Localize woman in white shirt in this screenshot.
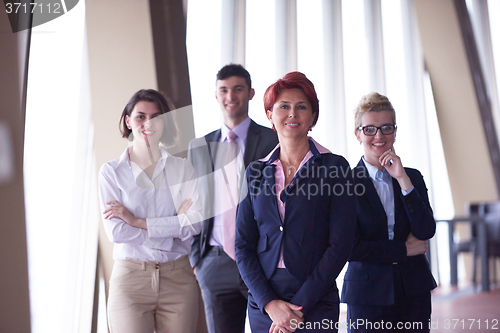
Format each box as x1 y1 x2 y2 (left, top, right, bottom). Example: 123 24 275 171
99 89 203 333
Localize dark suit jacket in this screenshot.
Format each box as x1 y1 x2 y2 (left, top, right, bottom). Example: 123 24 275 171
235 140 356 316
188 119 278 268
341 158 437 306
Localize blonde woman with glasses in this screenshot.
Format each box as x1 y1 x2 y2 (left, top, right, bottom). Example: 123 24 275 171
341 92 437 333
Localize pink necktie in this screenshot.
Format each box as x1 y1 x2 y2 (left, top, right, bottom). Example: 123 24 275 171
221 131 238 260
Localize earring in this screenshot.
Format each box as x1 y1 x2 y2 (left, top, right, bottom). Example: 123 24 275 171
272 125 276 131
308 127 312 132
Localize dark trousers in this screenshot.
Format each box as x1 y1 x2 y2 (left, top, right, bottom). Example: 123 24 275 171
248 268 339 333
196 246 248 333
346 265 431 333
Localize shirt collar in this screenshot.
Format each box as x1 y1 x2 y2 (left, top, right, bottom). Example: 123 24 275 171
221 116 251 142
362 157 390 182
119 145 170 168
118 147 131 166
262 136 331 165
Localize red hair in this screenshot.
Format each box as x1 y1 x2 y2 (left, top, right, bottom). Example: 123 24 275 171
263 71 319 126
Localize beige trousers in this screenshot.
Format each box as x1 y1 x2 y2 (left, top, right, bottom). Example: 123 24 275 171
107 256 199 333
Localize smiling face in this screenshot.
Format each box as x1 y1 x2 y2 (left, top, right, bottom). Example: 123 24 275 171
356 110 397 166
125 101 164 146
215 76 255 126
266 88 315 141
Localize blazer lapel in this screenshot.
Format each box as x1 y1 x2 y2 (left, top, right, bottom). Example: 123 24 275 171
392 177 407 239
200 129 222 252
243 120 260 167
262 164 277 197
261 163 282 225
205 129 222 172
355 159 387 229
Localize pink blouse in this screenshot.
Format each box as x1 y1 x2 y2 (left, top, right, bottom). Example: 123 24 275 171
263 137 332 268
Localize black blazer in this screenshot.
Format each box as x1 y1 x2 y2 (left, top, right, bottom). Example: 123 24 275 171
341 158 437 306
188 119 278 268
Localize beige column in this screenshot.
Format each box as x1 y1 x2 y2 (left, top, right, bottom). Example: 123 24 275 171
414 0 498 215
85 0 158 298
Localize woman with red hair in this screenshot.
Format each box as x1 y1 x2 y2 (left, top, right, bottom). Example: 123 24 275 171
235 72 356 332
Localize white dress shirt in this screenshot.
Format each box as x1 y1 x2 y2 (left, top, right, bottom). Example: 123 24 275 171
99 146 203 262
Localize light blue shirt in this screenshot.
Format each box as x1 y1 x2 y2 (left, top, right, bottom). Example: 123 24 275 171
362 158 414 240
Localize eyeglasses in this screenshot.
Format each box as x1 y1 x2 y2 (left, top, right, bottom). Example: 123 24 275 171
357 124 396 136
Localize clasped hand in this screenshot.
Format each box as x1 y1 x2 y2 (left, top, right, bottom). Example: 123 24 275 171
265 300 304 333
405 232 427 256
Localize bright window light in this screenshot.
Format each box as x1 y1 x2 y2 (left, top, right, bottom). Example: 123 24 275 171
24 2 97 332
245 0 277 127
186 0 222 137
342 0 371 166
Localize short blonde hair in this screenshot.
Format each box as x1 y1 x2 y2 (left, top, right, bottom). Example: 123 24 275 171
354 92 396 130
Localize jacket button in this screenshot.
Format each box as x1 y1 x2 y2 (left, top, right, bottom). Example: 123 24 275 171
279 226 283 231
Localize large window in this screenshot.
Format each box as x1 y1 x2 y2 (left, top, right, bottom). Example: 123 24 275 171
186 0 454 286
186 0 222 137
24 2 98 332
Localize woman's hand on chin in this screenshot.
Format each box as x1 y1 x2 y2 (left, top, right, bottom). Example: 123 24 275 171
378 148 413 191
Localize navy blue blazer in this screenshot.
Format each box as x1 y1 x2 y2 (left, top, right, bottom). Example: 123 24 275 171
235 140 356 316
341 158 437 306
188 119 278 268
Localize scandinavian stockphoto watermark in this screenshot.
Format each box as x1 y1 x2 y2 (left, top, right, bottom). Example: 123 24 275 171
248 161 367 199
3 0 80 33
290 319 424 331
290 318 499 331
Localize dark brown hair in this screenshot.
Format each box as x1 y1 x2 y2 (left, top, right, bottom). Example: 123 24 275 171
119 89 178 147
216 64 252 90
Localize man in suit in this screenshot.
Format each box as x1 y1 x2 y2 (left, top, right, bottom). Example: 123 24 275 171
188 64 278 333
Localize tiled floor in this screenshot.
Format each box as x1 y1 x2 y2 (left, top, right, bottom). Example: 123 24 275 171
337 284 499 333
244 284 499 332
429 285 499 332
